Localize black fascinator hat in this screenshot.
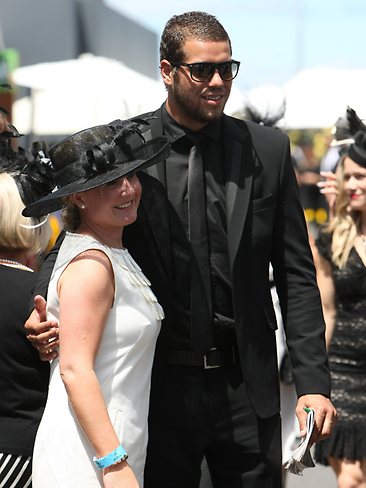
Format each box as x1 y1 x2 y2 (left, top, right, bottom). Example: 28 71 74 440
15 141 55 208
0 123 55 209
0 110 25 167
23 118 170 217
347 130 366 168
331 106 366 147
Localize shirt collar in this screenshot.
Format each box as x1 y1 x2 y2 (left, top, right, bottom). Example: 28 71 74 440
162 104 222 144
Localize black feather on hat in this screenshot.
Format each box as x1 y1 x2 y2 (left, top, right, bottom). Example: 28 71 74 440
331 106 366 147
23 118 170 218
15 141 55 207
0 123 54 209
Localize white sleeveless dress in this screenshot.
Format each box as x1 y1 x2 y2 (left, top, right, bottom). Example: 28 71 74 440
32 232 163 487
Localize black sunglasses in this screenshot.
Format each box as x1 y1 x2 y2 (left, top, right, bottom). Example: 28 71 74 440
170 60 240 82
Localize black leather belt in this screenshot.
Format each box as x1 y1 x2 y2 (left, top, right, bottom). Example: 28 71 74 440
168 347 237 369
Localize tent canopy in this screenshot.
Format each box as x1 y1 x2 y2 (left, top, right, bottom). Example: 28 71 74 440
278 66 366 129
12 54 166 136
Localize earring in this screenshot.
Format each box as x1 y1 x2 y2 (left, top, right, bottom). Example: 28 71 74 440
80 204 85 209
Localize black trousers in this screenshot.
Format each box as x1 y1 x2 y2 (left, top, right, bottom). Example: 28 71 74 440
144 364 283 488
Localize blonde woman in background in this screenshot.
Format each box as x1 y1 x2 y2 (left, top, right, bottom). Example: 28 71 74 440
315 130 366 488
0 131 53 488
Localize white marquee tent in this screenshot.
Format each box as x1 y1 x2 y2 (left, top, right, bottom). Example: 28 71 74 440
278 66 366 129
11 54 166 136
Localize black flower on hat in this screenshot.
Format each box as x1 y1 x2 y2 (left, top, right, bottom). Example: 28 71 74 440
80 120 147 179
0 125 56 210
82 144 117 179
16 141 55 206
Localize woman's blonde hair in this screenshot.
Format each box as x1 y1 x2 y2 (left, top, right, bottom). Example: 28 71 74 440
324 155 360 268
0 172 51 254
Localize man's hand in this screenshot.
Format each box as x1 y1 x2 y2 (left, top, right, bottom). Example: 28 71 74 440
296 394 337 444
25 295 59 361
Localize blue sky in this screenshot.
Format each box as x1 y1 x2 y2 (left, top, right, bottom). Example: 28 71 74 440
105 0 366 91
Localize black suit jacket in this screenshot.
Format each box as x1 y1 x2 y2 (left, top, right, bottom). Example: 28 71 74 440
124 106 331 418
36 106 331 419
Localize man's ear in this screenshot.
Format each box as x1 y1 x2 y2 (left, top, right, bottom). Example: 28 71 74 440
160 59 174 87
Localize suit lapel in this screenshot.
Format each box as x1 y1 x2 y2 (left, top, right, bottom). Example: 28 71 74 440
137 106 172 281
223 116 254 267
140 107 167 185
138 174 172 283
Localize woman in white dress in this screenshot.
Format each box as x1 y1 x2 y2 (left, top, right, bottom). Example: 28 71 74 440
22 120 170 488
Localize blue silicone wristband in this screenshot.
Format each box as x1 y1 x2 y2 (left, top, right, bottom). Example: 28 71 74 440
93 444 128 470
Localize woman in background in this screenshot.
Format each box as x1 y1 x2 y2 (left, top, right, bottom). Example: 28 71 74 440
315 130 366 488
0 129 52 488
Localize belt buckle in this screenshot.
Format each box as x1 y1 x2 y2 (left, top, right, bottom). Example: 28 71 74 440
203 347 220 369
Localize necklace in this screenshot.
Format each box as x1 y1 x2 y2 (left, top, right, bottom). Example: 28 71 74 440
0 258 34 272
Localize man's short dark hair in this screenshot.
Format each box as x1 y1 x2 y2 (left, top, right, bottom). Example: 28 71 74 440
160 11 232 63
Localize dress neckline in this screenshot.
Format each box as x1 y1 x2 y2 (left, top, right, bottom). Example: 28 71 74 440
66 231 128 253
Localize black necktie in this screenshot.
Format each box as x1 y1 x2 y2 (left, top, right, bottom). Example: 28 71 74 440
187 135 213 353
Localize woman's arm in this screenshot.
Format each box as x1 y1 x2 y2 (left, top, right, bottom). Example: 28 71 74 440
313 249 336 348
58 249 139 487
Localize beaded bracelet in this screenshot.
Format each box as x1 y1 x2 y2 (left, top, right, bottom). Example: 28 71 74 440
93 444 128 470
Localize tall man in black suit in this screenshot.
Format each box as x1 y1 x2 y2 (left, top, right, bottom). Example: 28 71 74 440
25 11 336 488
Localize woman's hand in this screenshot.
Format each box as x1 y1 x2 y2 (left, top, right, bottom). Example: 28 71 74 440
317 171 338 220
103 461 140 488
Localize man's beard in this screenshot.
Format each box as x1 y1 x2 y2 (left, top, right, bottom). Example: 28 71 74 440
172 76 227 126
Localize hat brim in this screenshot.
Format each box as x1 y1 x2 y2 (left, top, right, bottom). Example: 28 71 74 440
23 137 170 217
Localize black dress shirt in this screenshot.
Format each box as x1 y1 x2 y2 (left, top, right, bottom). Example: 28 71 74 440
161 107 235 350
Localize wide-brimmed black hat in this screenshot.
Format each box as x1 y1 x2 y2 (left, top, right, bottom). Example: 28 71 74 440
347 130 366 168
23 119 170 217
